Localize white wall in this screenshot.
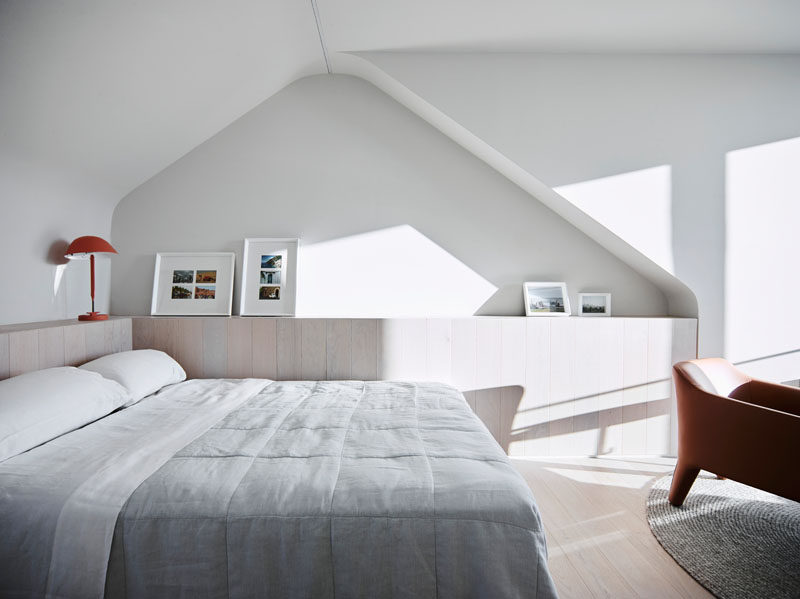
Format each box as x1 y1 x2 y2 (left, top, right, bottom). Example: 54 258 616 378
725 136 800 381
111 75 667 318
0 1 327 328
362 53 800 378
0 156 114 325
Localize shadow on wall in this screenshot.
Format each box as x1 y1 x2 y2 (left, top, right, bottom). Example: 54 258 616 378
296 223 661 318
46 239 70 298
462 385 523 454
45 240 70 266
553 163 721 358
472 366 798 458
465 382 672 458
374 314 692 457
513 387 669 458
110 74 668 320
553 136 800 384
733 349 800 388
297 223 647 318
358 55 800 363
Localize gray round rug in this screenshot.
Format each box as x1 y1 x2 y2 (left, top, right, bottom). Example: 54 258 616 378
647 474 800 599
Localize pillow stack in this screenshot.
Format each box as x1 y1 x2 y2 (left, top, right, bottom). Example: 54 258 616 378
0 350 187 462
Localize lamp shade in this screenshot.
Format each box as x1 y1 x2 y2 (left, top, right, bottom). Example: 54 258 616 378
65 236 117 258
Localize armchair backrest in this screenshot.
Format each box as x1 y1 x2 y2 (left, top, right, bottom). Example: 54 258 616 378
674 358 751 398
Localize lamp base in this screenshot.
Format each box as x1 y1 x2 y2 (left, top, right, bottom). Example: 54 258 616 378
78 312 109 321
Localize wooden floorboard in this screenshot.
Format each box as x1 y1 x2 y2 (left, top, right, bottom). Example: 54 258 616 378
511 456 713 599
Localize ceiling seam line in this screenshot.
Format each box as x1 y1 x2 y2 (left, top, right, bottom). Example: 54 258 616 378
310 0 332 74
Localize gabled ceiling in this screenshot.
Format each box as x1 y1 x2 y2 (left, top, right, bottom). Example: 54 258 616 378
2 0 798 206
0 1 326 200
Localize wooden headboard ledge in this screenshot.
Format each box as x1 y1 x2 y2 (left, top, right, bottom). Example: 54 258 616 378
0 317 132 381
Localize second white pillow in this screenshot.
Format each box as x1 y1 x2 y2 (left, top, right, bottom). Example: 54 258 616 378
80 349 186 405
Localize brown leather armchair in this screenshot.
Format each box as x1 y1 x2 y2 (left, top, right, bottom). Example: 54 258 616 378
669 358 800 506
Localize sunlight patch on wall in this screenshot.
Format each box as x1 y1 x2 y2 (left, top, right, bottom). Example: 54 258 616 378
725 136 800 382
53 264 67 296
554 165 673 273
296 225 497 316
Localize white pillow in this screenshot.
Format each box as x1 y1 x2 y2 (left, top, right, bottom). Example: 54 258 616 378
0 367 130 462
79 349 186 405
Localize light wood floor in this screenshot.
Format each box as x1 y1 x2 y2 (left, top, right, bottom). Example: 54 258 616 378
511 456 713 599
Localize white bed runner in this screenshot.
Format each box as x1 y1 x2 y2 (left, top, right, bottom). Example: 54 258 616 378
0 378 269 599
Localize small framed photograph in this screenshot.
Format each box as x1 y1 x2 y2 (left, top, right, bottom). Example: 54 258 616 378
259 286 281 300
261 255 282 269
578 293 611 317
151 252 235 316
523 282 571 316
240 238 298 316
260 270 281 285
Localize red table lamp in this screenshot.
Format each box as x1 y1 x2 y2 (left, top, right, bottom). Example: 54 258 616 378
65 236 118 321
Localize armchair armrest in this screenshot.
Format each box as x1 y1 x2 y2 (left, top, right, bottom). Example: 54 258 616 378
729 379 800 417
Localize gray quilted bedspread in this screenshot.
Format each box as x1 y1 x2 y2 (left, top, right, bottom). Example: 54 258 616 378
105 380 556 598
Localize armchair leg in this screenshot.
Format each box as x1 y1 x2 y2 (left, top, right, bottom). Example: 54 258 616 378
668 460 700 507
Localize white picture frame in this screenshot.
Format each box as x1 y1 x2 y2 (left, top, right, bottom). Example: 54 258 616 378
239 238 299 316
151 252 235 316
578 292 611 317
523 281 571 316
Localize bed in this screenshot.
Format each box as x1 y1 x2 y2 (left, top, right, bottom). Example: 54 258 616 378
0 351 556 599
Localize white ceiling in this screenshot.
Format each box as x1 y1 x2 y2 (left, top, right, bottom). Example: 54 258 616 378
0 1 326 200
2 0 798 206
319 0 800 53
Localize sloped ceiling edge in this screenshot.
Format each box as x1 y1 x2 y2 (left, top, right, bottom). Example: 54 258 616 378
330 51 697 317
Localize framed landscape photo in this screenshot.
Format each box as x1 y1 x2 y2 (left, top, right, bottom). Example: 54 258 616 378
150 252 235 316
578 292 611 317
239 238 298 316
523 282 571 316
